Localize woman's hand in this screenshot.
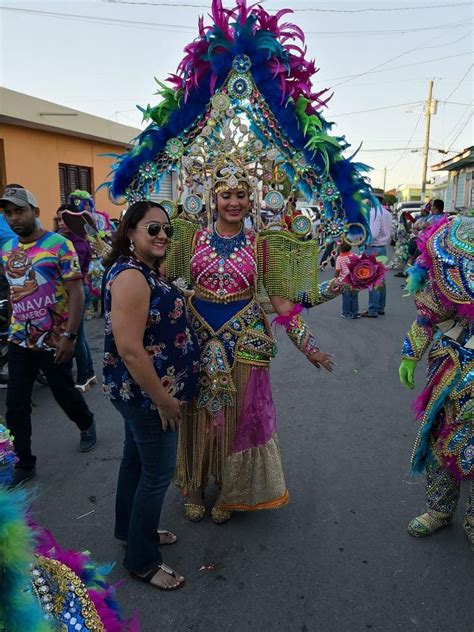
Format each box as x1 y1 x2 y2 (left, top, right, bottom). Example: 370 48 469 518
308 350 335 372
157 395 182 432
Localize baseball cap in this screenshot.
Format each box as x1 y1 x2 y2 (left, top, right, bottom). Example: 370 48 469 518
0 187 38 209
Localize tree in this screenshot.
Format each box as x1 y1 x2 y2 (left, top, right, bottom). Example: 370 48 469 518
383 193 397 207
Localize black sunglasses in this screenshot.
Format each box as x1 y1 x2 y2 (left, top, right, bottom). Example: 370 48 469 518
136 222 174 238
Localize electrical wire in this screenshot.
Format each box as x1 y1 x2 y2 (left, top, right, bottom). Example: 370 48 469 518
100 0 474 12
327 52 471 86
386 113 423 171
442 64 474 103
0 6 198 32
447 112 473 150
330 101 422 117
1 6 471 38
321 29 471 85
444 107 473 148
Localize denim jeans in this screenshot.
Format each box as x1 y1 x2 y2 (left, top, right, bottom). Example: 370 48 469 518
112 399 178 574
75 316 94 383
6 343 94 468
342 289 359 318
364 245 387 315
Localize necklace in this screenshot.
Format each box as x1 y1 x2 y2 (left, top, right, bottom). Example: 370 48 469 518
209 223 247 258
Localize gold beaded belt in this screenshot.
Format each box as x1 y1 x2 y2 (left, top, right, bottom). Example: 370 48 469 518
193 286 254 303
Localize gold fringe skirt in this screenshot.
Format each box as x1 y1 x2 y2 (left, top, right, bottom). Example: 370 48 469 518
175 360 288 511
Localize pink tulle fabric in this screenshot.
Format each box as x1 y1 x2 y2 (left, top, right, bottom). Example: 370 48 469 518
232 367 277 453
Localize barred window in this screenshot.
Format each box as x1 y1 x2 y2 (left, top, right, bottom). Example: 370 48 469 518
59 164 92 203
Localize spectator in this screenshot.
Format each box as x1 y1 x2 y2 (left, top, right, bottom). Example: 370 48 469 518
335 240 359 319
103 201 200 590
0 187 97 486
0 185 21 249
361 198 391 318
56 204 96 392
425 198 445 222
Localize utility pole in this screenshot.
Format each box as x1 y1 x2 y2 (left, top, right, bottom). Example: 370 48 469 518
421 79 436 201
383 166 387 192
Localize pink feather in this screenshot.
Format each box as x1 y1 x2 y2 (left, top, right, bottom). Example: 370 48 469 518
272 304 304 330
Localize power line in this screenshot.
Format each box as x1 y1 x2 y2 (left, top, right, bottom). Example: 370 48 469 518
442 64 473 103
327 52 471 86
358 147 424 153
306 22 469 38
0 6 198 32
331 101 422 117
1 6 471 38
325 31 471 86
447 113 473 151
387 113 423 172
439 100 474 106
445 107 473 148
101 0 474 12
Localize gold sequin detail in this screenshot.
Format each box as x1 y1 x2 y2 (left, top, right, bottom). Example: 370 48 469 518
33 555 105 631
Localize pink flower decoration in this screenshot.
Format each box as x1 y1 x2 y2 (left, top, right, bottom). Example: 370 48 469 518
342 253 386 290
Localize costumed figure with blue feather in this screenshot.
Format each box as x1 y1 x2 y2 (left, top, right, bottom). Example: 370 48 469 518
0 424 139 631
399 215 473 550
67 190 112 319
105 0 384 524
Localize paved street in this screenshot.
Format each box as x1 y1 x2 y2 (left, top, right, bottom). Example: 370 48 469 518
2 268 471 632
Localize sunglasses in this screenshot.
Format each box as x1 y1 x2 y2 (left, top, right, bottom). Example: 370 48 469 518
136 222 174 238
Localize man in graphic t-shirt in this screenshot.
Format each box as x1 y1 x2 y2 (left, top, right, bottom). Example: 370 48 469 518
0 187 97 486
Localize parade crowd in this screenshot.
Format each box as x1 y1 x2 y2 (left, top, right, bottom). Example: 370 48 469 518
0 0 471 628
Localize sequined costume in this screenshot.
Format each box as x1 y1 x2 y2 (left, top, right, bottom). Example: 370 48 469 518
169 223 341 510
401 216 473 546
0 425 138 631
104 1 384 514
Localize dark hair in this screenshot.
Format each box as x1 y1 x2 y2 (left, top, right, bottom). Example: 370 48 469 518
339 240 352 253
432 199 444 213
103 201 169 269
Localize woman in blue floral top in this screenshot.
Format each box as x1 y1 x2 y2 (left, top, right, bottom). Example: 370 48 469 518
103 201 199 591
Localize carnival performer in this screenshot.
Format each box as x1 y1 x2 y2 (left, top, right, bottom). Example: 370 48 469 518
104 1 384 524
56 204 97 391
102 201 200 589
68 190 112 319
0 424 138 631
399 215 473 550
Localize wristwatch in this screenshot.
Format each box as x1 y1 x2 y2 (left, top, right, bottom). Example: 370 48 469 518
62 331 78 342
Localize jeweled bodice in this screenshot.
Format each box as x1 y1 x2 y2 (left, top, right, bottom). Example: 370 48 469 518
191 227 257 301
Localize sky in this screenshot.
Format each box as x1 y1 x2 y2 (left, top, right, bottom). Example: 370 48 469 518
1 0 473 191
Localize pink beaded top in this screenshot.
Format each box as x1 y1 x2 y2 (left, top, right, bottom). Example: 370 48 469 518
190 227 257 302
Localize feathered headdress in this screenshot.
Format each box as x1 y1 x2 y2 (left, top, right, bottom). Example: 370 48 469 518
104 0 376 244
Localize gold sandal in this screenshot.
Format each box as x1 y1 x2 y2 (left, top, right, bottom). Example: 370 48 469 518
211 506 232 524
463 518 474 551
184 503 206 522
407 510 453 537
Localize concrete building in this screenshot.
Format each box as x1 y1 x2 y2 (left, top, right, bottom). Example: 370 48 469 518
0 88 141 228
431 146 474 212
396 183 433 204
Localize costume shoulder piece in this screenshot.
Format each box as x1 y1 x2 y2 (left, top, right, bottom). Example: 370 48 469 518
406 215 474 310
166 217 198 284
104 0 376 249
257 229 319 305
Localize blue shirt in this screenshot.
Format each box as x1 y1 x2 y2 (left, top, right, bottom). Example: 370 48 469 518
103 256 200 407
0 215 14 250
